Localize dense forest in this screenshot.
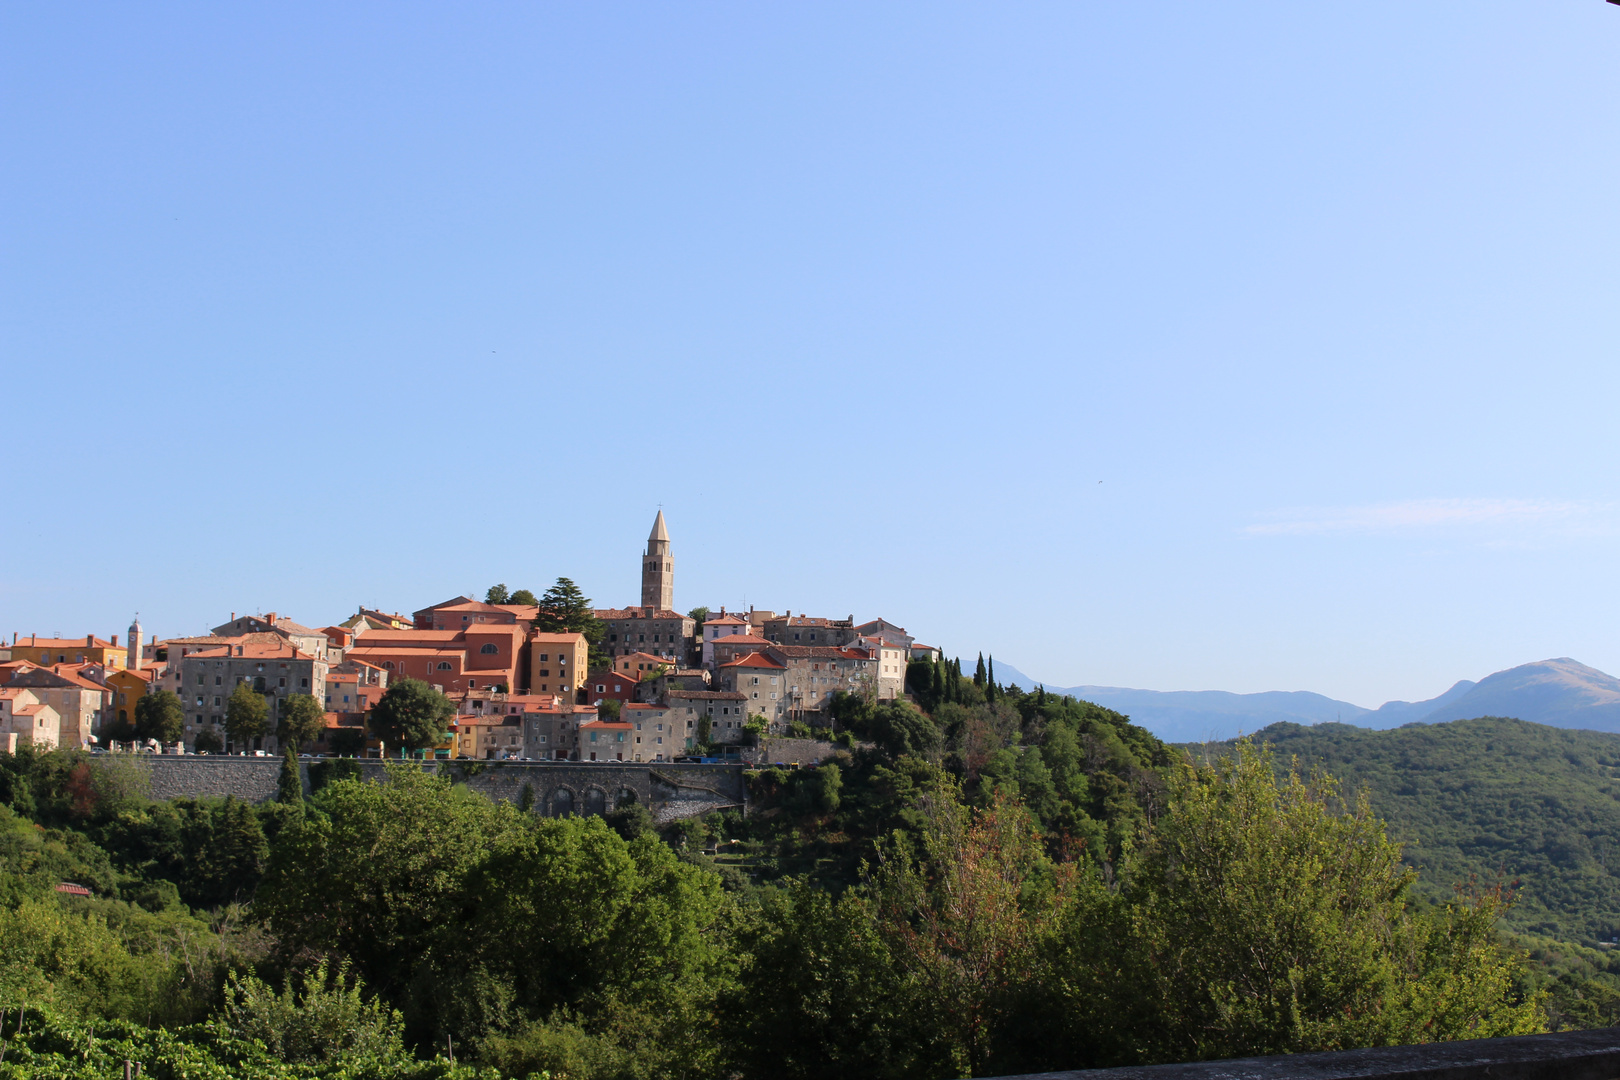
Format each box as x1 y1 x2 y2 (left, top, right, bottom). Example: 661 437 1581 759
0 661 1554 1078
1190 717 1620 1030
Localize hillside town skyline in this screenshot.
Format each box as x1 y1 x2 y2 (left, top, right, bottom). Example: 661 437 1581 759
0 512 940 763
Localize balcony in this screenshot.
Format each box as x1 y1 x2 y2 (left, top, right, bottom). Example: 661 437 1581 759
986 1028 1620 1080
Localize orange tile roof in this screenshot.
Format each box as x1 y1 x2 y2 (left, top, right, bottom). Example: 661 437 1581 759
704 615 748 626
712 634 772 647
530 632 587 643
187 642 316 661
719 652 785 670
12 636 116 649
580 719 633 730
594 607 687 621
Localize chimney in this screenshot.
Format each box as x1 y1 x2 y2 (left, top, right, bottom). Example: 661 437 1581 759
231 612 236 621
112 635 118 647
87 634 94 648
235 646 244 657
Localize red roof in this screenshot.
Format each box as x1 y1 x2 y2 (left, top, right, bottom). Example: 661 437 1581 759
704 614 748 626
580 719 633 730
594 607 687 621
15 636 116 650
712 634 772 647
531 632 586 644
187 642 314 661
719 652 785 670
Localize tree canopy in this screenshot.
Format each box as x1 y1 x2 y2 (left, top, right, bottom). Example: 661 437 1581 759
224 682 268 746
134 689 184 744
367 678 454 753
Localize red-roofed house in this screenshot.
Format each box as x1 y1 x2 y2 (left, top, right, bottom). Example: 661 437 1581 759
105 666 156 729
4 666 109 747
346 625 523 695
0 688 60 751
701 610 751 667
710 634 775 668
579 718 633 761
586 671 639 706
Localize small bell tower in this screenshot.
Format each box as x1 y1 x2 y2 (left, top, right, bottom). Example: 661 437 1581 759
641 511 674 611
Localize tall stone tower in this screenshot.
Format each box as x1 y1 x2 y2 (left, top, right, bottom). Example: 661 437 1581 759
127 614 143 670
641 510 674 611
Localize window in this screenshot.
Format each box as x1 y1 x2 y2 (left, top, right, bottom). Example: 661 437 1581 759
437 662 453 671
278 677 286 687
213 696 221 707
537 654 549 662
480 643 499 654
300 678 308 687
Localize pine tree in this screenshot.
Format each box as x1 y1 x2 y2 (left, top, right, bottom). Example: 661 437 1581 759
535 577 604 644
278 747 304 808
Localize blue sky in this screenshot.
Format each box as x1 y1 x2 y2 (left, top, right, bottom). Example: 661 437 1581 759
4 3 1618 707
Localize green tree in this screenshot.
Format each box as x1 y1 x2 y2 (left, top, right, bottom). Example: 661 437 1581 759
598 699 623 721
509 588 539 606
368 678 454 754
1042 742 1546 1069
134 689 184 744
973 653 986 688
224 681 269 748
192 727 225 754
535 577 603 643
485 584 510 604
688 606 711 628
277 692 325 749
278 747 304 807
221 958 409 1065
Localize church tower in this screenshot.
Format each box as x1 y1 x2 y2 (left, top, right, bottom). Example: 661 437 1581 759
641 510 674 611
127 614 143 671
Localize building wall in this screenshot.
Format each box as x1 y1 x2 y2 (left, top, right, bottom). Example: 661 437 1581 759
529 633 587 696
177 651 327 753
10 637 126 669
103 756 746 823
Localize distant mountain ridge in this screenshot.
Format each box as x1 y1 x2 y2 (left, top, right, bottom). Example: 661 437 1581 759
995 658 1620 744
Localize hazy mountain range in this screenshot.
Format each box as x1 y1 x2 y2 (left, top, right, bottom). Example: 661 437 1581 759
995 657 1620 744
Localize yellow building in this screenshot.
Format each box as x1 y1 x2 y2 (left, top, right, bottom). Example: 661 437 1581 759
9 634 127 670
529 632 588 696
105 667 156 729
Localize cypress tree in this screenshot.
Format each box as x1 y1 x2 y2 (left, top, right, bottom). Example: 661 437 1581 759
930 661 945 710
952 658 964 701
986 655 998 703
277 747 303 808
987 655 996 688
974 653 986 687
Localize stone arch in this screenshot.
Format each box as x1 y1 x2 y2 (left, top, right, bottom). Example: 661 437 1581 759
551 787 575 817
615 787 638 809
583 786 607 817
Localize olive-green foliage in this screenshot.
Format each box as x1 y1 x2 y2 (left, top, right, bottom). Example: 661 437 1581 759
1189 718 1620 943
1039 743 1544 1069
277 693 325 748
222 959 409 1065
368 678 455 752
277 749 303 808
134 689 185 744
0 1001 492 1079
193 727 225 753
225 681 269 745
259 764 731 1072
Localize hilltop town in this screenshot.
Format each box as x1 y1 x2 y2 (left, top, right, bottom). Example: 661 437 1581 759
0 512 939 763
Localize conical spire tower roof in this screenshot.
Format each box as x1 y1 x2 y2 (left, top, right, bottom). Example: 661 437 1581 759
649 509 669 542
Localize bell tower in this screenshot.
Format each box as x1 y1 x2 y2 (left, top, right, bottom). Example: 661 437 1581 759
641 510 674 611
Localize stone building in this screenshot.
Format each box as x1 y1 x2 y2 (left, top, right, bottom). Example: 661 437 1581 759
522 700 598 761
623 702 685 761
580 718 633 761
211 613 333 660
595 607 695 664
854 636 910 700
664 689 751 744
178 640 328 753
455 714 526 759
716 652 789 724
767 644 882 721
0 688 60 751
761 614 856 648
855 618 914 650
4 666 107 748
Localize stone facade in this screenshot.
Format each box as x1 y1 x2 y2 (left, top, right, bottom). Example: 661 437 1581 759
107 754 746 823
178 640 327 753
641 510 674 611
595 607 695 664
761 614 856 647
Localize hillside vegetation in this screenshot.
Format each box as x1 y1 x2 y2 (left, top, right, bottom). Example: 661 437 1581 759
1194 717 1620 944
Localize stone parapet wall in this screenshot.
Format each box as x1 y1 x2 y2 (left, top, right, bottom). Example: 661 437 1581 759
742 738 850 766
101 755 746 822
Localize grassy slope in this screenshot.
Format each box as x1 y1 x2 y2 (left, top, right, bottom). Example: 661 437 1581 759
1183 717 1620 943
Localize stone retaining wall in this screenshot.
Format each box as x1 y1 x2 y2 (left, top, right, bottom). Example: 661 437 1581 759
106 755 746 822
